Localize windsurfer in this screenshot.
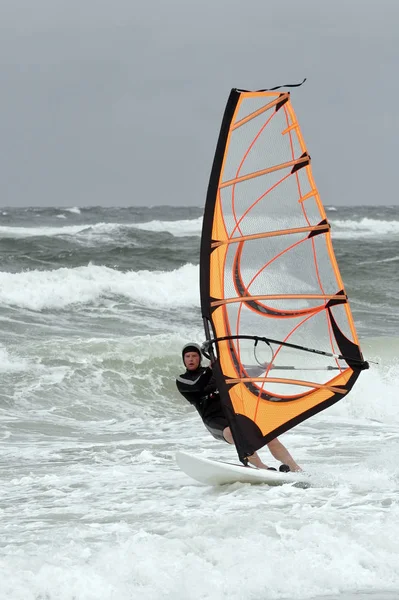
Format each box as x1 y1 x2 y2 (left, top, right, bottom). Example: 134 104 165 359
176 343 301 472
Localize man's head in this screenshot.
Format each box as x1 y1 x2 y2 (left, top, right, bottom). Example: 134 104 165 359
182 343 202 371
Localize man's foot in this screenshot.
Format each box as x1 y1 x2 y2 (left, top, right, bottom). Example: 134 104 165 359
247 452 271 470
248 462 272 470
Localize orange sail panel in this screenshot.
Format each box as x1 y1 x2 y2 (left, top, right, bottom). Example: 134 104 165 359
200 88 367 464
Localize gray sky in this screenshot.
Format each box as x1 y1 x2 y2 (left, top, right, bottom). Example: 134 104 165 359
0 0 398 207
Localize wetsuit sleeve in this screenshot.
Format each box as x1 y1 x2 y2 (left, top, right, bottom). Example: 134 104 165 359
175 379 200 406
202 372 218 395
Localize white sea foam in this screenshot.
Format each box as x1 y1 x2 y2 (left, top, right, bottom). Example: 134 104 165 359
64 207 81 214
1 333 398 599
0 346 29 373
1 508 399 600
0 263 199 310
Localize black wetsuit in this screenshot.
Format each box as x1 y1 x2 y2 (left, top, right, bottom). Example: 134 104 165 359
176 366 229 441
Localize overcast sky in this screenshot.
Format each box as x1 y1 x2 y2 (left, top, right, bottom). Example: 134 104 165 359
0 0 397 207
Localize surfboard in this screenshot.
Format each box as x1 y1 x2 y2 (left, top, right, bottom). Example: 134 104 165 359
176 451 309 486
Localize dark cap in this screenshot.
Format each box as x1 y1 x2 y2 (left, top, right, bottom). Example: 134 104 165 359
182 343 202 361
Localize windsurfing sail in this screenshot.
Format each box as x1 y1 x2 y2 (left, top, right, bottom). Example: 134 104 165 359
200 87 369 465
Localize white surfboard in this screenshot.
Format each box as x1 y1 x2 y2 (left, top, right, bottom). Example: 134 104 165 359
176 450 308 486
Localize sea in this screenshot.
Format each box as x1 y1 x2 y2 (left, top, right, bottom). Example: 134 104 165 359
0 204 398 600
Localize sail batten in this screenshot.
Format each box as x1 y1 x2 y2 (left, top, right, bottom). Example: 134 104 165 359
200 88 368 464
210 294 347 307
232 93 290 130
210 223 330 247
219 155 310 189
225 378 346 394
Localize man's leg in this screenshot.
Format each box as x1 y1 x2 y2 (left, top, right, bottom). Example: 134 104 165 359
267 438 301 471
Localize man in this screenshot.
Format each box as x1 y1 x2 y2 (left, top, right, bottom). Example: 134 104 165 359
176 342 301 471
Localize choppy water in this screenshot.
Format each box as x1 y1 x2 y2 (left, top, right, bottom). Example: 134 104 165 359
1 205 398 600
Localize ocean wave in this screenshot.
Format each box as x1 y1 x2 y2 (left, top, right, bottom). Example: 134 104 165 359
3 215 397 243
331 217 399 238
357 255 399 266
0 222 144 249
0 218 202 241
320 362 399 425
0 224 94 238
132 218 202 237
0 263 199 311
